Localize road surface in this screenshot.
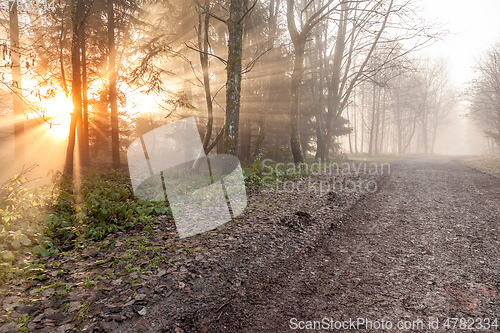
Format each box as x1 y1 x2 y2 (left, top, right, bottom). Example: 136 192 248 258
120 158 500 332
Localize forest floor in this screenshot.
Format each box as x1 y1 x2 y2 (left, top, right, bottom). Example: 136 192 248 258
1 157 499 332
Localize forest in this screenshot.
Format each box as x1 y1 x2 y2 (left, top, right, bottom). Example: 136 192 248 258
1 0 465 170
0 0 500 332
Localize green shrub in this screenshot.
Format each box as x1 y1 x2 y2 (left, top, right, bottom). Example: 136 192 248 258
0 166 173 281
243 158 265 189
0 166 56 278
45 169 169 246
243 158 313 190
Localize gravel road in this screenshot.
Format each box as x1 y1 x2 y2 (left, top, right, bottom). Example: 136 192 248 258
119 158 500 332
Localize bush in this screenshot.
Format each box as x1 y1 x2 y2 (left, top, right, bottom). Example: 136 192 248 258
243 157 312 190
243 158 266 189
45 169 169 246
0 166 173 281
0 166 55 278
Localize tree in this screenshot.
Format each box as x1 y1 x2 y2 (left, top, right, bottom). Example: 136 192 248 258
197 0 214 152
187 0 255 157
64 0 94 176
252 0 280 160
322 0 395 159
108 0 120 168
470 43 500 147
9 1 24 161
286 0 337 163
222 0 246 156
426 61 455 154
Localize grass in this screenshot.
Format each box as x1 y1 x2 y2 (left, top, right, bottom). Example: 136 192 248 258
125 264 136 272
77 303 89 320
36 282 58 293
458 156 500 176
348 153 407 163
83 277 97 288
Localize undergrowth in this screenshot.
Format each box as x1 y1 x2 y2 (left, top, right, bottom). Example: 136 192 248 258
45 169 168 247
0 157 341 280
0 167 169 281
243 157 336 189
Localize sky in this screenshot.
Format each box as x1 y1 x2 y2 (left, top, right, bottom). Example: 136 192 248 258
420 0 500 87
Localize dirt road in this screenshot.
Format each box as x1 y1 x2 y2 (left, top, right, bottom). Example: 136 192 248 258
120 158 500 332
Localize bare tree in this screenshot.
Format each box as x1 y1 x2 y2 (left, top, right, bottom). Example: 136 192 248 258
286 0 338 163
196 0 215 152
470 43 500 147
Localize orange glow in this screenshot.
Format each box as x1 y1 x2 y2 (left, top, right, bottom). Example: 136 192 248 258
40 92 73 139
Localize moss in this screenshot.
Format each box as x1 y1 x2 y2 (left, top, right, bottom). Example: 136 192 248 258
223 136 234 153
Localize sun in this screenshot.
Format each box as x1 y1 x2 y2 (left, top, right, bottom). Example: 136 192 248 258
40 92 73 139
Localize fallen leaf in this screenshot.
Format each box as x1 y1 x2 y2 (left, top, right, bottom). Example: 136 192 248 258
2 251 15 262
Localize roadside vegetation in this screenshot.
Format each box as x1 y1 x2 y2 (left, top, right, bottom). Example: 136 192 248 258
458 156 500 176
0 158 334 283
0 166 168 282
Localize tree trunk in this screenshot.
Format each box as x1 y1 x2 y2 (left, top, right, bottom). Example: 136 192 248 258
360 84 365 154
252 0 278 160
324 1 347 160
9 1 24 161
421 98 429 154
374 84 381 155
313 19 326 160
240 119 252 164
64 0 83 176
368 82 377 155
198 2 214 152
378 88 387 153
80 20 90 165
289 39 305 163
346 105 353 154
286 0 305 163
108 0 120 168
223 0 245 156
59 10 69 97
353 88 358 153
430 119 438 154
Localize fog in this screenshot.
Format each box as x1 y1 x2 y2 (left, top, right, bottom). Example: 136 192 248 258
1 0 499 183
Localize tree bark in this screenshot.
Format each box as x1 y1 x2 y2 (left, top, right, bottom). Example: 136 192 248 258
323 1 347 160
378 88 387 153
312 9 326 160
223 0 245 156
286 0 305 163
198 1 214 152
289 39 305 163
